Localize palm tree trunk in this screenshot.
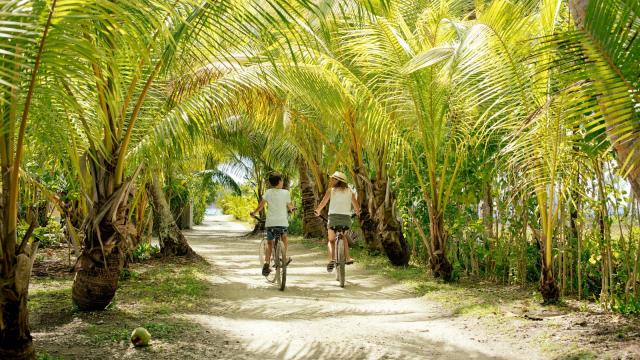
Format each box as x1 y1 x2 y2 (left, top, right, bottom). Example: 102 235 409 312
353 169 383 253
372 177 409 266
0 1 55 355
428 208 453 281
568 0 588 29
249 171 266 236
72 246 124 311
0 291 34 360
298 158 326 238
72 159 132 311
148 177 194 257
540 231 560 303
0 188 37 359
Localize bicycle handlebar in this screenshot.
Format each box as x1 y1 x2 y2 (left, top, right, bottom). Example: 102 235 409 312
316 213 359 223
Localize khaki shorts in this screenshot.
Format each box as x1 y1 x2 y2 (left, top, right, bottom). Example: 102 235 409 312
328 214 351 229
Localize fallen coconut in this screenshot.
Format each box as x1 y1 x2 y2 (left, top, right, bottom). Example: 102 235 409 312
130 327 151 347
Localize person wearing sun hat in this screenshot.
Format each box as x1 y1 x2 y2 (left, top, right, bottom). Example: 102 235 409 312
314 171 361 272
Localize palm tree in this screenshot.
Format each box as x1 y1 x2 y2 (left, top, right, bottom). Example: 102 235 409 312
0 1 57 357
37 1 210 312
564 0 640 198
38 0 277 311
337 0 487 279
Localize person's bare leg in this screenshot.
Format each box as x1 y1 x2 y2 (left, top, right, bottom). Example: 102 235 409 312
266 241 273 265
344 236 352 262
327 229 336 262
282 234 289 258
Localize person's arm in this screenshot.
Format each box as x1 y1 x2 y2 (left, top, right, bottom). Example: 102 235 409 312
351 192 361 216
287 190 295 212
314 189 331 216
250 199 266 217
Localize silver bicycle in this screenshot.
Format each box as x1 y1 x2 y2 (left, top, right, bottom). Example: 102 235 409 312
255 216 291 291
318 215 355 288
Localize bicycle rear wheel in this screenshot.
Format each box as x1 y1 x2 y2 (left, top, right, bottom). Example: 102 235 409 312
259 239 267 265
278 242 287 291
336 236 345 288
274 240 282 287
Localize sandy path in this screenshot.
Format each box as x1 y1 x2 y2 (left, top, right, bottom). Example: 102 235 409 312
183 215 540 360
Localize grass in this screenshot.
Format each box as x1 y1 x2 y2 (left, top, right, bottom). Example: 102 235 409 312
116 260 210 314
29 285 73 313
29 256 214 358
36 353 65 360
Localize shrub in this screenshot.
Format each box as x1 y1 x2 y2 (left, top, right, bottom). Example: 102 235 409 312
17 218 64 248
131 243 160 261
217 188 257 222
288 212 303 235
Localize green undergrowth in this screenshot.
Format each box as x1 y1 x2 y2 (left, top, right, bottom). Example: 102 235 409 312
36 353 65 360
116 258 210 314
29 256 213 357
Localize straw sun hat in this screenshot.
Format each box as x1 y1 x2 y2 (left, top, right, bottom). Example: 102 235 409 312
330 171 348 183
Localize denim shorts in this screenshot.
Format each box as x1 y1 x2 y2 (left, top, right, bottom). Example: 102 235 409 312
266 227 288 241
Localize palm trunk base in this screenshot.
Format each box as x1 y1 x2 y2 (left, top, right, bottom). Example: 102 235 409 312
380 231 410 266
160 228 194 257
430 253 453 281
72 250 124 311
360 212 383 254
0 294 34 360
0 341 34 360
248 219 266 237
540 272 560 304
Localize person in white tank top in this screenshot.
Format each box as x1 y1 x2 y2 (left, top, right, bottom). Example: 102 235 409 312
314 171 361 272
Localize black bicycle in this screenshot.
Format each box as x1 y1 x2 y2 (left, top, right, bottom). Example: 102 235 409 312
318 214 355 288
254 214 293 291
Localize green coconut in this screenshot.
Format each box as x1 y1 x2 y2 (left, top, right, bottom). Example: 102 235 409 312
130 327 151 347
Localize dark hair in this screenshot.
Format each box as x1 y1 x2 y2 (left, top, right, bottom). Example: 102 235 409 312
333 180 347 189
268 172 283 187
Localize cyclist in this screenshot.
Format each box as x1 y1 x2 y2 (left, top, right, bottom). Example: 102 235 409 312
251 173 295 276
314 171 361 272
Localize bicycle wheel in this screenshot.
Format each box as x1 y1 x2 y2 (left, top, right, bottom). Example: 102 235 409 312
273 240 281 287
259 239 267 265
278 242 287 291
337 236 345 288
335 237 340 281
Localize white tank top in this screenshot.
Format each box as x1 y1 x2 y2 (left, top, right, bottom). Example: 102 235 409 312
328 188 353 215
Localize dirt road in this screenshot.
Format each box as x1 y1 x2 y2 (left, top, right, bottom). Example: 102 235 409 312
183 215 540 360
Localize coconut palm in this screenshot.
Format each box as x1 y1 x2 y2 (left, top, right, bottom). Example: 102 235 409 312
332 0 491 279
563 0 640 196
33 0 303 312
36 1 214 312
0 1 60 357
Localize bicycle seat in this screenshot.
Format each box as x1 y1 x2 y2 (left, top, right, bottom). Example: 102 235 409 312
330 225 350 232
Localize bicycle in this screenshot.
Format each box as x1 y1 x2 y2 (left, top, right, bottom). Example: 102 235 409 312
254 213 294 291
318 214 355 288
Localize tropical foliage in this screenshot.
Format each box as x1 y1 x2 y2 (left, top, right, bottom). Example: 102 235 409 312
0 0 639 358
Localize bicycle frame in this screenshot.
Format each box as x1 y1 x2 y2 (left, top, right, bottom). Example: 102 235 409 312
318 214 350 287
255 216 287 291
